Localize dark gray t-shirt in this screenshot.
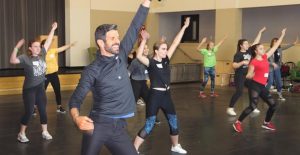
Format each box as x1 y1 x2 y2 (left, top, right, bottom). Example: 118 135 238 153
18 48 47 89
128 58 149 81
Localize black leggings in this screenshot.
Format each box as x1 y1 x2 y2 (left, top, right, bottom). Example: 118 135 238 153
238 80 278 122
21 83 47 125
81 116 137 155
130 79 149 102
229 73 247 107
45 72 61 106
138 90 179 139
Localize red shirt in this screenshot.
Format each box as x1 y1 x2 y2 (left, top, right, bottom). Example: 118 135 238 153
250 54 269 85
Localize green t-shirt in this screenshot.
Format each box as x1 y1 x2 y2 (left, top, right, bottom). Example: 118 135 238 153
200 47 218 67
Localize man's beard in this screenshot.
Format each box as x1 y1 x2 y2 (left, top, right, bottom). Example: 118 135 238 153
105 43 120 54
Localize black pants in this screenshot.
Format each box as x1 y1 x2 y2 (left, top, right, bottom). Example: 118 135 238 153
138 90 179 139
130 79 149 102
238 80 278 122
45 72 61 106
81 116 137 155
229 73 247 108
21 83 47 125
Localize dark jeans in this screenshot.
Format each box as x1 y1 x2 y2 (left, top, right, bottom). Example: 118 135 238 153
238 80 277 122
229 73 247 108
45 72 61 106
130 79 149 102
21 83 47 125
200 67 216 92
81 116 138 155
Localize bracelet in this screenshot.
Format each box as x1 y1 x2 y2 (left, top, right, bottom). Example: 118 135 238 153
14 47 18 52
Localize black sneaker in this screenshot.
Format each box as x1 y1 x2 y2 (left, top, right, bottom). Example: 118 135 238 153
56 106 66 114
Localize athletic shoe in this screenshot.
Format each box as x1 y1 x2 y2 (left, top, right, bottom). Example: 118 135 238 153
17 133 29 143
171 144 187 154
56 106 66 114
233 121 243 133
32 107 37 116
210 92 219 97
252 108 260 114
42 131 53 140
278 94 286 101
155 119 161 125
198 92 207 98
226 108 237 116
137 99 145 106
262 122 276 131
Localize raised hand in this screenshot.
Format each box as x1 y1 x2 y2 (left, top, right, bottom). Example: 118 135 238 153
260 26 266 33
294 36 299 45
200 37 207 43
281 28 287 35
52 22 58 30
183 17 190 28
141 30 150 40
16 39 25 49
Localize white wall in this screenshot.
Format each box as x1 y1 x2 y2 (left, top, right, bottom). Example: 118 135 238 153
242 5 300 43
65 0 91 67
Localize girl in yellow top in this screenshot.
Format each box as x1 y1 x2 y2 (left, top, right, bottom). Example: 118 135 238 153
40 40 76 113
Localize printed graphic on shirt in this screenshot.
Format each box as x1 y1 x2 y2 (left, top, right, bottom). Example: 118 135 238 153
243 54 251 61
156 64 163 68
32 59 46 76
242 53 251 68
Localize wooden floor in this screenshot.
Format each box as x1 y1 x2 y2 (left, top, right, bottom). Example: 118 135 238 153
0 83 300 155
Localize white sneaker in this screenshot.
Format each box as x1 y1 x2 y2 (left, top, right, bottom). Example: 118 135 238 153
252 108 260 114
226 108 237 116
42 131 53 140
137 99 145 106
171 144 187 154
17 133 29 143
278 94 286 101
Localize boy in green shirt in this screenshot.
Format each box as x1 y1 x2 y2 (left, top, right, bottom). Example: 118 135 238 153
197 36 227 98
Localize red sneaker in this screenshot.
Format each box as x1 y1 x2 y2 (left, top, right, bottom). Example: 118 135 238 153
210 92 219 97
198 92 207 98
262 122 276 131
233 121 243 133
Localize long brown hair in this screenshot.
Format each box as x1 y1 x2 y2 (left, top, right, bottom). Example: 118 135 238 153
270 37 281 48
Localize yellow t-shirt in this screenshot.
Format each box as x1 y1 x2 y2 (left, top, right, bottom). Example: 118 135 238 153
46 49 59 74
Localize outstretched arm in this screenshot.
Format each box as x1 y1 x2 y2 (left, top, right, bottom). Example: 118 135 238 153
43 22 58 51
267 28 287 58
215 35 227 48
136 30 150 67
57 42 76 53
120 0 151 57
167 17 190 58
196 37 207 51
281 36 298 51
10 39 25 64
251 27 266 46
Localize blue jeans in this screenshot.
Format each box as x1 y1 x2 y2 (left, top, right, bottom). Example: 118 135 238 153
200 67 215 92
266 68 282 93
266 70 274 90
